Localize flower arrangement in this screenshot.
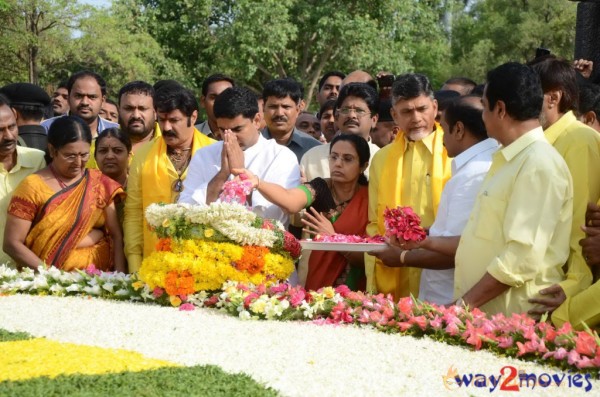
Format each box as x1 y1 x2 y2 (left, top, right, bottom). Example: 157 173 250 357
139 202 299 295
383 206 427 242
2 264 599 372
313 234 385 243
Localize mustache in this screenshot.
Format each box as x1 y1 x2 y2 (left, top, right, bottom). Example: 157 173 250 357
163 130 177 137
128 118 144 125
272 116 288 123
344 120 359 126
0 139 16 147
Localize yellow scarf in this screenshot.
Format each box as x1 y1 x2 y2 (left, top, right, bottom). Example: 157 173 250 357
374 122 450 299
140 129 215 257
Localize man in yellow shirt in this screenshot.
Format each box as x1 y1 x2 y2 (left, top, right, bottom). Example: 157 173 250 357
124 85 215 273
552 201 600 329
0 94 46 266
526 57 600 316
454 62 573 316
366 74 452 297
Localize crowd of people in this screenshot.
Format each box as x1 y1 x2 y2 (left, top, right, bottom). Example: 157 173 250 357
1 55 600 331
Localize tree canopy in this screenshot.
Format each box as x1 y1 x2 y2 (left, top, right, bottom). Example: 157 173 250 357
0 0 578 109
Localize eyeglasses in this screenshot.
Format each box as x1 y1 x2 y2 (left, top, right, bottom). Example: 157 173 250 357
57 150 90 163
328 153 357 164
337 107 371 118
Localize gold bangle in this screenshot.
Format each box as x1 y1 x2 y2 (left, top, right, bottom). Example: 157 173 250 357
399 250 408 265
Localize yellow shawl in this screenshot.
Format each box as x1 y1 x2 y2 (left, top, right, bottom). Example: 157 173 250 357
374 123 451 299
140 129 215 258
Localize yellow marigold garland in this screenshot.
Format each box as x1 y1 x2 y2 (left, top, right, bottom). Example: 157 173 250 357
139 240 294 293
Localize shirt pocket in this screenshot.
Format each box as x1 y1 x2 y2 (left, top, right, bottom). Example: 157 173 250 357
473 194 506 242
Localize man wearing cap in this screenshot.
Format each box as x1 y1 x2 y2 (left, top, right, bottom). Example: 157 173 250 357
0 83 51 152
0 94 46 266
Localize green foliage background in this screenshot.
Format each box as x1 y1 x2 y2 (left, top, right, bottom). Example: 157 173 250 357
0 0 577 110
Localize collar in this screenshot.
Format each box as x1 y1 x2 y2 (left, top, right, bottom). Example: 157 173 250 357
499 127 545 162
262 127 300 147
544 111 577 145
243 134 266 158
2 146 42 173
452 138 499 172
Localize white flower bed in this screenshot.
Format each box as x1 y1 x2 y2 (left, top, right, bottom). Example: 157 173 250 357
1 294 597 396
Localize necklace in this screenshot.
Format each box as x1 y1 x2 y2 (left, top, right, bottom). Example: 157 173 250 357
49 163 77 190
168 147 192 165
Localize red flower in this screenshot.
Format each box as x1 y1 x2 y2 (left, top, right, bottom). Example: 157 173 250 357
575 331 597 357
383 206 426 242
283 231 301 259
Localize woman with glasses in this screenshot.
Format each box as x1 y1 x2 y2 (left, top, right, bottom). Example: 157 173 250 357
4 116 126 272
233 134 370 291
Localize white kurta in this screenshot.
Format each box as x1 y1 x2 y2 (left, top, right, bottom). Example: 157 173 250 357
179 134 301 227
418 138 499 304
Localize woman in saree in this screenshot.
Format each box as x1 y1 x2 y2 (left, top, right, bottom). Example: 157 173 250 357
3 116 126 272
234 134 370 291
95 127 131 226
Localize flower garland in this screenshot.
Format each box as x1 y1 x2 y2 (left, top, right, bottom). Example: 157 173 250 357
139 239 294 292
1 264 599 372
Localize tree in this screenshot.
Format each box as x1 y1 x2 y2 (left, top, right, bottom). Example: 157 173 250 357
450 0 577 82
124 0 449 109
0 0 85 85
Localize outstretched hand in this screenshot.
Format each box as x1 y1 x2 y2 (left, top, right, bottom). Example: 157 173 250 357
230 167 259 189
573 59 594 79
301 207 335 236
387 234 426 251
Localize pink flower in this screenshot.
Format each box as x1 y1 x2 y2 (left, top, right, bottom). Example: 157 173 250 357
567 349 582 366
243 292 259 309
398 321 413 331
269 283 289 294
152 287 164 298
430 316 443 330
397 297 414 317
575 331 597 357
335 285 351 297
179 303 195 311
410 315 427 330
85 264 101 276
290 290 306 307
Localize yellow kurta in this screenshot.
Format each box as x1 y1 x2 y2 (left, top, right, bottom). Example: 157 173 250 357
544 111 600 297
0 146 46 266
455 128 573 316
366 123 451 298
124 129 215 272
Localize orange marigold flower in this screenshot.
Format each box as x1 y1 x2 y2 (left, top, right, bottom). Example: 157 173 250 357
155 238 172 252
164 270 196 296
235 246 268 274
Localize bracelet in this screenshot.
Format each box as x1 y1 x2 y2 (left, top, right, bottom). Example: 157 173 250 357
455 297 467 308
399 250 408 265
253 177 260 191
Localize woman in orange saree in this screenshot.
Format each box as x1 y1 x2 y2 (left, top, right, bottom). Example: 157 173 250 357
233 134 371 290
3 116 125 272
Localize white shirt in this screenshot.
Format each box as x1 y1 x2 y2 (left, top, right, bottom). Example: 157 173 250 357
419 138 499 304
179 134 301 226
300 140 380 181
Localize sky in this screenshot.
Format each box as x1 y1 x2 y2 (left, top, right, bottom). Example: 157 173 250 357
79 0 112 8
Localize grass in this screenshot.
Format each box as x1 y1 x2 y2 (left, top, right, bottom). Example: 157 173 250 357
0 329 32 342
0 365 280 397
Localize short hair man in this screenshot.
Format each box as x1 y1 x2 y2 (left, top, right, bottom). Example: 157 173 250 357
318 99 337 143
124 85 216 272
370 99 396 148
0 94 46 266
301 83 380 181
179 86 300 227
441 77 477 95
370 96 498 304
295 111 324 142
577 82 600 133
526 57 600 319
99 98 119 123
0 83 51 152
196 73 235 140
51 80 69 117
118 81 159 153
316 71 345 108
454 62 572 316
42 70 118 137
261 78 320 162
366 73 452 297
